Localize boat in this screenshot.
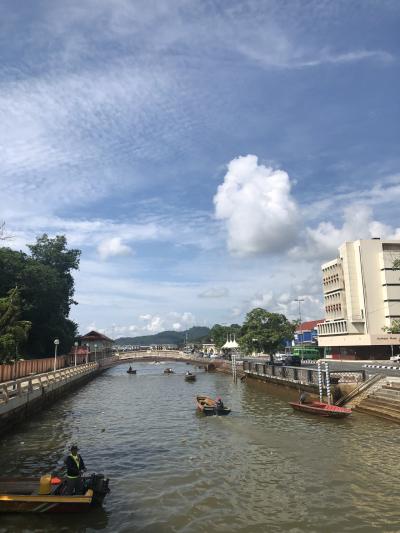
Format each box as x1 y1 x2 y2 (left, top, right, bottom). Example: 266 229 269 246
185 372 196 382
164 368 174 374
126 369 136 374
289 401 352 418
196 395 231 416
0 473 110 513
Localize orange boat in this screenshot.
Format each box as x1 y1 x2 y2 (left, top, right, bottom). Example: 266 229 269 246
0 474 109 513
289 401 351 418
196 395 231 416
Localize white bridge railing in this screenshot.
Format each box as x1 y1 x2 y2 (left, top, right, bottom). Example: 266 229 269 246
0 363 98 405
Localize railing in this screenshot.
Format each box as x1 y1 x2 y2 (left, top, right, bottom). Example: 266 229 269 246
242 361 365 386
0 363 98 405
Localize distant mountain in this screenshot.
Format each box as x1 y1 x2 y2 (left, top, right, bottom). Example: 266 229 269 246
115 326 211 346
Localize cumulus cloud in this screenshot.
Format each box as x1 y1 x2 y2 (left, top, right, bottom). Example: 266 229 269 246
293 204 400 261
214 155 300 256
97 237 132 260
198 287 229 299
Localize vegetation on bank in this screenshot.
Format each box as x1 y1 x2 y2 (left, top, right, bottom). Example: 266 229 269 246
117 308 297 356
0 234 80 362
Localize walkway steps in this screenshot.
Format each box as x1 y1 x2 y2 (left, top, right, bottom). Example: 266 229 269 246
355 378 400 423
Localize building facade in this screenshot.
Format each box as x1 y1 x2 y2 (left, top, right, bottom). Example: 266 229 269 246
318 239 400 359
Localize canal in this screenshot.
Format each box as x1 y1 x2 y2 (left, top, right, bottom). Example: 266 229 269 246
0 361 399 532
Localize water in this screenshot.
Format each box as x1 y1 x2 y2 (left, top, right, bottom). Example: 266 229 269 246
0 361 399 532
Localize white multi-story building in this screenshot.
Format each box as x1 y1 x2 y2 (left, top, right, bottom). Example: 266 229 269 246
318 239 400 359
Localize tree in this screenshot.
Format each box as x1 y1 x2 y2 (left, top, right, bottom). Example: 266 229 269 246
0 288 31 363
239 308 295 355
383 320 400 334
0 234 80 357
210 323 242 349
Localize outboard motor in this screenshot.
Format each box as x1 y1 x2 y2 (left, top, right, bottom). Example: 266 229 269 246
86 473 110 505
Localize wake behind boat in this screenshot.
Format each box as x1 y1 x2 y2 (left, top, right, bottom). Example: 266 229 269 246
289 401 351 418
196 395 231 416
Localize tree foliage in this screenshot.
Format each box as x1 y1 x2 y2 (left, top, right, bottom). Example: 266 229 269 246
0 288 31 363
0 234 80 357
383 319 400 334
239 308 295 355
210 323 242 349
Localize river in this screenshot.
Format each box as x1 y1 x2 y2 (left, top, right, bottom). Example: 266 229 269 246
0 361 399 532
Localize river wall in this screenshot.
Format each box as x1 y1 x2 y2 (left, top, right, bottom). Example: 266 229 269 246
0 359 116 433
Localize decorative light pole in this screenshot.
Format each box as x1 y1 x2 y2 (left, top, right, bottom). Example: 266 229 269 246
86 343 90 363
53 339 60 372
74 341 78 367
94 344 97 363
294 298 304 356
252 338 258 356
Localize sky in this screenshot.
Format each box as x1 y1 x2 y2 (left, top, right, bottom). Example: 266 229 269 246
1 0 400 338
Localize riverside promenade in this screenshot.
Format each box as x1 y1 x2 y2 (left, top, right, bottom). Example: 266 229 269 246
0 355 118 432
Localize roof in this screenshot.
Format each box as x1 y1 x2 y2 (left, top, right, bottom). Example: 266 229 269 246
296 319 325 332
79 330 114 342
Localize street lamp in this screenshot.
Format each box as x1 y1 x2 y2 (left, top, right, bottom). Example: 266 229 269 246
74 341 78 367
94 344 97 363
53 339 60 372
252 338 258 356
86 343 90 363
294 298 304 356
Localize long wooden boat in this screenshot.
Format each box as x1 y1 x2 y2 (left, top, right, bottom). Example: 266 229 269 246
289 401 352 418
185 373 196 382
196 395 231 416
0 474 109 513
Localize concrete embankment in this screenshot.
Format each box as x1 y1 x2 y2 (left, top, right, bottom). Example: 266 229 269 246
0 361 114 433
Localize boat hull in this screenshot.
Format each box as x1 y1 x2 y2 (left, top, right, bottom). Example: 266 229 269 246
289 401 351 418
185 375 196 382
196 396 231 416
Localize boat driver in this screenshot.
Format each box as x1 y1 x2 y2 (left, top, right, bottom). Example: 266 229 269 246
65 444 87 495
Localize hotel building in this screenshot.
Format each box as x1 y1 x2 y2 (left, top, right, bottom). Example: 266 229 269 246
318 239 400 359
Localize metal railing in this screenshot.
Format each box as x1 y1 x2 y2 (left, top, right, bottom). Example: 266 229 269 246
242 360 365 386
0 363 98 405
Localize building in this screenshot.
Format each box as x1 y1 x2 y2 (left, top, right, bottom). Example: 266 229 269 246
294 319 324 345
318 239 400 359
79 330 114 361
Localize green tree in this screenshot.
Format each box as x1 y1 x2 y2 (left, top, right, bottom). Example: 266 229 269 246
0 288 31 363
383 320 400 334
210 323 242 348
239 308 295 355
0 234 80 357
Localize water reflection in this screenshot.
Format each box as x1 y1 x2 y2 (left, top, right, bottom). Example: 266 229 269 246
0 362 399 532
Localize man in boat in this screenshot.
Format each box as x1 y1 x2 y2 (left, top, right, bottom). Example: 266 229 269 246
215 397 224 409
299 392 309 404
128 365 132 372
64 444 87 495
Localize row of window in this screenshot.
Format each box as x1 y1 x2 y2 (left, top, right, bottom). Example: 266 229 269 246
318 320 348 335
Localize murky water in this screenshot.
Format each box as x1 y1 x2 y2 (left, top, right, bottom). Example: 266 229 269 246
0 361 399 532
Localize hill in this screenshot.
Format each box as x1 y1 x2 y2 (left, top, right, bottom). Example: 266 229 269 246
115 326 210 346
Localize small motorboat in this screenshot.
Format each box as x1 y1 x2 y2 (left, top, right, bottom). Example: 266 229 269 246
126 368 136 374
164 368 174 374
196 395 231 416
185 372 196 382
289 401 352 418
0 473 110 513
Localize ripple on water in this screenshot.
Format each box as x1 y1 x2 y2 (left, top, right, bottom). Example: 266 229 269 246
1 362 400 532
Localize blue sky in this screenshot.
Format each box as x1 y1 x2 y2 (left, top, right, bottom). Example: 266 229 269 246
1 0 399 337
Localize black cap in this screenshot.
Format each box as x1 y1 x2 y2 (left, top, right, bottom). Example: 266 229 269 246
70 444 79 451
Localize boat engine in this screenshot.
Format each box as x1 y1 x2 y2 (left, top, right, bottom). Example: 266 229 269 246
85 473 110 504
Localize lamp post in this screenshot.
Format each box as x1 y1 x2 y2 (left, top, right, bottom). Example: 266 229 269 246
53 339 60 372
294 298 304 356
74 341 78 367
252 338 258 356
94 344 97 364
86 343 90 363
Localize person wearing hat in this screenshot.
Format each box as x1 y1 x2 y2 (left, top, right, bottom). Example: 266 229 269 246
64 444 87 495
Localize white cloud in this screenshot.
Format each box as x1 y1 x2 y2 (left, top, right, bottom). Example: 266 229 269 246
97 237 132 260
198 287 229 299
214 155 300 256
